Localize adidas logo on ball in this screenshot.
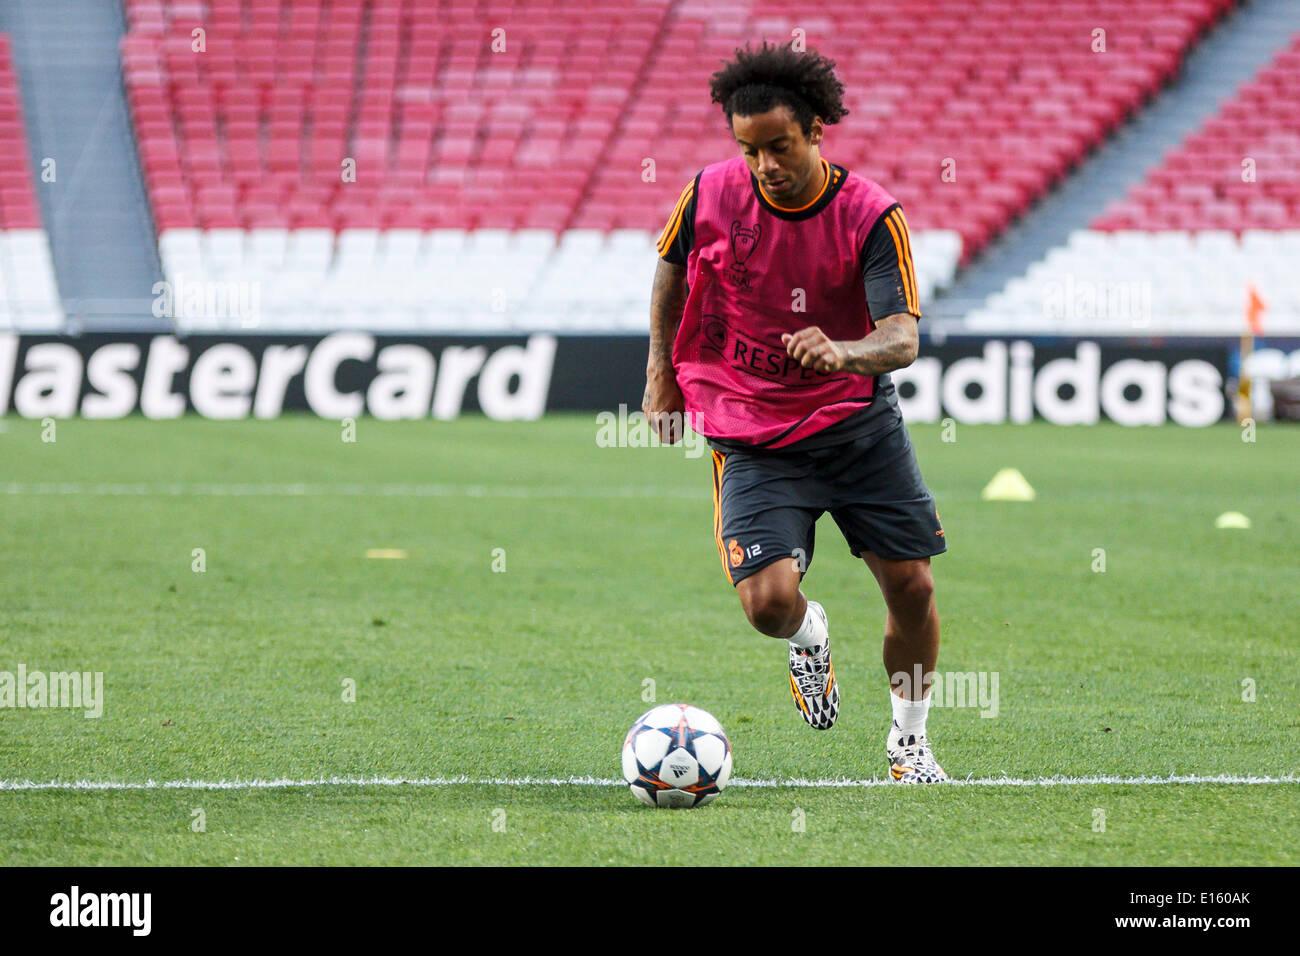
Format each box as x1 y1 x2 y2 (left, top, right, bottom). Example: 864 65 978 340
622 704 733 809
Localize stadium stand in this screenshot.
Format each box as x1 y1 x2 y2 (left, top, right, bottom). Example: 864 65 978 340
966 31 1300 336
0 33 63 331
118 0 1238 331
1094 33 1300 233
591 0 1237 251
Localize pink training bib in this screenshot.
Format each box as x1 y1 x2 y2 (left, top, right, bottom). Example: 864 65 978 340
673 156 899 448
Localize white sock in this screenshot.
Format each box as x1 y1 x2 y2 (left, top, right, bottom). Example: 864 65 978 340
786 599 827 651
891 689 930 740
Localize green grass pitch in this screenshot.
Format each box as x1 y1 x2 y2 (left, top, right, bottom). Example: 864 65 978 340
1 413 1296 865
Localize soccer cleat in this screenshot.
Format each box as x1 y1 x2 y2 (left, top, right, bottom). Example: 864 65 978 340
886 721 949 783
788 601 838 730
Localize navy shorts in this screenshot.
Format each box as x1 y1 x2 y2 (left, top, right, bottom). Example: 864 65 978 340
709 421 945 585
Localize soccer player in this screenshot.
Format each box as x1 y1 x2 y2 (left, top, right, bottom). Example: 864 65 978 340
643 43 948 783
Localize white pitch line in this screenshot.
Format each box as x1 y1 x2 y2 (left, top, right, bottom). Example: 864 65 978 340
0 482 703 500
0 773 1295 792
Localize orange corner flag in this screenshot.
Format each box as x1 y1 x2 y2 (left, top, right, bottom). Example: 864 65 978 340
1246 283 1267 336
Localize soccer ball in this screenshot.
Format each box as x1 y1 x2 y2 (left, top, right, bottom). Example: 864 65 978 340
622 703 732 808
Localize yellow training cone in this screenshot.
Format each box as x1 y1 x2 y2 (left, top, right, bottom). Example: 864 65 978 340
364 548 409 559
1214 512 1251 530
981 467 1036 501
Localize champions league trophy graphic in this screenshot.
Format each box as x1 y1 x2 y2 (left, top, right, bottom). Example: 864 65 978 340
725 220 761 287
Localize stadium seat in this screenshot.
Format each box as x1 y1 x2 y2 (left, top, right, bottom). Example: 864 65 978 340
0 33 63 330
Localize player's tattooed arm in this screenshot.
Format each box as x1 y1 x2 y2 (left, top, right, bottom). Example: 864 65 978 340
838 313 920 375
782 314 919 376
647 258 687 373
643 259 688 442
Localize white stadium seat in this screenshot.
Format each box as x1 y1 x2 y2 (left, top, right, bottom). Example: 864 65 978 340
0 229 64 329
285 228 335 274
247 228 288 273
203 228 246 276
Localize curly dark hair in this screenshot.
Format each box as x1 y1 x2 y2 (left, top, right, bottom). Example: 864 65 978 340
708 41 848 135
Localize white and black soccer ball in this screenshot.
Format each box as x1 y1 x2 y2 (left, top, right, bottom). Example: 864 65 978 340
622 703 732 808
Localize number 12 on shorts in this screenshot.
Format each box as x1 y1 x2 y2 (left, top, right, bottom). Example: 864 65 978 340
727 539 763 567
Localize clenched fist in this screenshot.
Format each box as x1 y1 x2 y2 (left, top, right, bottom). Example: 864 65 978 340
781 327 847 374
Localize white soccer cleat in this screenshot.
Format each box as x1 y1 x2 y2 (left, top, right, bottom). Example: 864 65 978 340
886 721 949 783
788 601 838 730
